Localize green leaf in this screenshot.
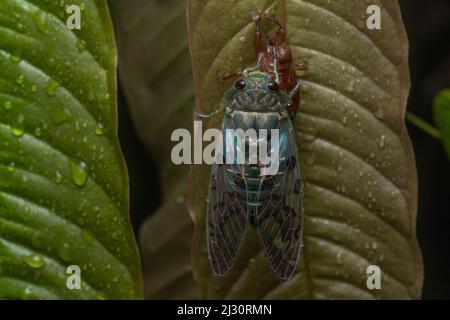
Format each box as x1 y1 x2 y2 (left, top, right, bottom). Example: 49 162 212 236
0 0 142 299
110 0 196 299
434 89 450 159
187 0 423 299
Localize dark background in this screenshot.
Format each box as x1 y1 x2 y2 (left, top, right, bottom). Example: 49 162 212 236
400 0 450 299
117 1 450 299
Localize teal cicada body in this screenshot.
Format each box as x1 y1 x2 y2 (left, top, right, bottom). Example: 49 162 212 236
203 69 304 280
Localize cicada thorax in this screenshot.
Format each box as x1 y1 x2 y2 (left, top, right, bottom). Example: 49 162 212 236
223 110 292 215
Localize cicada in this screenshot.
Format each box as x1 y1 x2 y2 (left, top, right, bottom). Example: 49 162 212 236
201 69 304 280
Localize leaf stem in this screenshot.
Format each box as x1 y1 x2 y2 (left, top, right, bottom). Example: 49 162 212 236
406 111 441 140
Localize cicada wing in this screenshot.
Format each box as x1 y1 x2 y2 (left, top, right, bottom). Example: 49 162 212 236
207 118 249 277
256 118 304 280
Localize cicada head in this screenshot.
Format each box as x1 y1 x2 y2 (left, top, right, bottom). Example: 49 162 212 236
225 70 290 112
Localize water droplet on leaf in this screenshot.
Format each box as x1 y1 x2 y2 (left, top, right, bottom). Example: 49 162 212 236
95 124 105 136
16 75 25 84
34 127 42 137
23 253 46 269
379 135 386 149
4 101 13 110
7 162 16 173
70 160 88 187
82 231 94 245
55 171 63 184
336 252 343 265
11 114 25 137
46 80 59 96
77 39 87 52
345 80 354 92
10 54 22 63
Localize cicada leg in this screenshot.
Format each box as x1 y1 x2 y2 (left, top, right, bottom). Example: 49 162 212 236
289 80 301 100
217 70 243 82
295 61 308 71
259 12 284 28
194 106 226 119
253 12 270 54
254 12 286 47
216 55 263 82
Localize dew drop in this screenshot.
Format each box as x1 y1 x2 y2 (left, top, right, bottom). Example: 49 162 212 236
23 253 46 269
11 114 25 137
336 252 343 265
375 108 385 120
7 162 16 173
51 107 72 126
10 54 22 63
372 241 378 250
34 127 42 137
33 11 47 33
301 126 319 143
55 171 63 184
342 116 348 125
379 135 386 149
16 75 25 84
4 101 13 110
46 80 59 96
70 160 88 187
95 124 105 136
82 231 95 245
77 39 87 52
24 287 33 297
345 80 354 92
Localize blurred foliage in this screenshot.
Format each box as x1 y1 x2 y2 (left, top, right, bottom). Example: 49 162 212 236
109 0 196 299
433 89 450 159
0 0 142 299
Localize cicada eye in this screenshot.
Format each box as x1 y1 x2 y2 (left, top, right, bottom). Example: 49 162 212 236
235 79 246 90
268 80 280 92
